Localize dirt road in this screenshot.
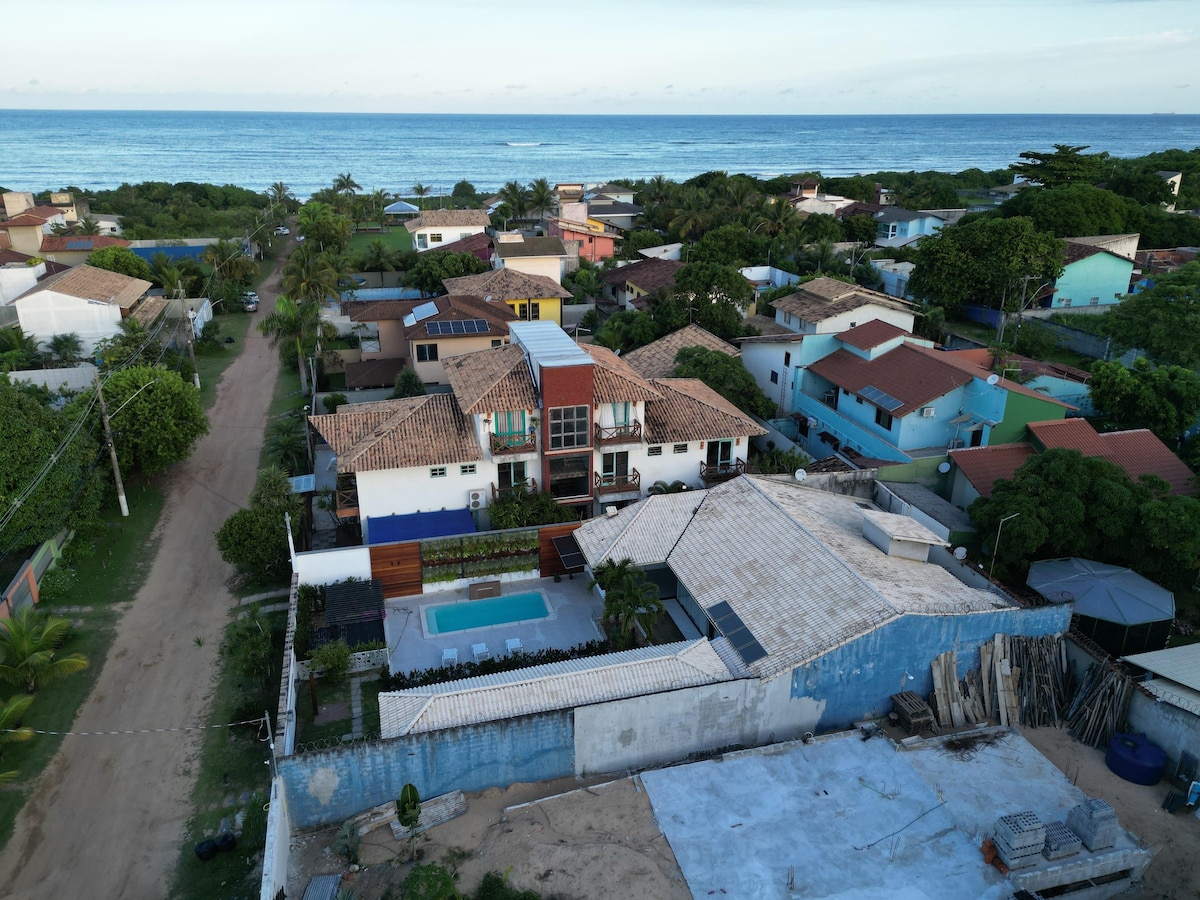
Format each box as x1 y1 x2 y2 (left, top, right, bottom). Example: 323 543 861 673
0 264 284 898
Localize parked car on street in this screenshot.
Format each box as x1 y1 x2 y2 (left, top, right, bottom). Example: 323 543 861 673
274 226 290 235
242 291 259 312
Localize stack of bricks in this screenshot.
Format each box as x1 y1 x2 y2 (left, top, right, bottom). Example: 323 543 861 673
1066 798 1119 851
992 811 1046 870
1042 820 1082 860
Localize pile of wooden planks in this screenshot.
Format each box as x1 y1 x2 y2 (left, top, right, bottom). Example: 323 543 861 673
1065 663 1133 749
343 789 468 840
1009 634 1068 727
929 650 987 729
983 635 1022 727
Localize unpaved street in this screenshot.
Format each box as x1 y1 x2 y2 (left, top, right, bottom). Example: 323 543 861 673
0 264 284 898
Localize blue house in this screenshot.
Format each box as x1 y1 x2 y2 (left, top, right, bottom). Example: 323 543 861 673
874 208 946 248
1044 235 1138 309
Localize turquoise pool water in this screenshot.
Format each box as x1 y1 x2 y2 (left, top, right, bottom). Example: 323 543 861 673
425 591 549 636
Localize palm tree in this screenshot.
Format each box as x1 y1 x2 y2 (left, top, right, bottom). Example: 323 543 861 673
264 416 308 475
202 238 257 284
358 239 400 274
754 198 798 237
0 608 89 694
44 332 84 366
643 174 671 205
259 296 321 394
498 181 530 222
333 173 361 196
529 177 555 219
0 327 43 371
268 181 295 206
588 558 663 647
0 693 34 787
369 188 390 228
77 215 101 236
668 187 711 242
411 183 430 211
282 243 341 306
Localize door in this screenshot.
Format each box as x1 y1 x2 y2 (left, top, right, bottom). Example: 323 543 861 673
498 460 527 491
602 451 629 481
707 440 732 469
611 402 630 427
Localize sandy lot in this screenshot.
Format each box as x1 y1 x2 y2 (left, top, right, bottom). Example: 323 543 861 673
0 262 283 898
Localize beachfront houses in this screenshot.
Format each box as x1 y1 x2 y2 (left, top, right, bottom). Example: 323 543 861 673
442 267 572 328
406 209 492 252
9 264 152 354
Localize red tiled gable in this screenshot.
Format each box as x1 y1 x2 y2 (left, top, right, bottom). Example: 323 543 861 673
837 319 910 350
344 299 418 321
1 214 51 228
807 344 974 417
1028 419 1195 495
599 257 682 294
926 348 1075 411
401 294 516 341
1063 241 1104 266
949 444 1036 498
433 231 493 256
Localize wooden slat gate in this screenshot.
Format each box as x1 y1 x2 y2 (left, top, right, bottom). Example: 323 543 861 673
369 542 423 597
538 522 583 578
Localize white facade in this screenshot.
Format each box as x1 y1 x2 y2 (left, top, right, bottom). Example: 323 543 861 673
776 302 915 336
412 224 487 252
358 461 491 537
740 339 805 416
0 261 45 305
15 290 123 354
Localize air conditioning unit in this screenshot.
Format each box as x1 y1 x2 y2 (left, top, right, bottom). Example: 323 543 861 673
921 407 936 418
468 489 487 510
947 439 964 450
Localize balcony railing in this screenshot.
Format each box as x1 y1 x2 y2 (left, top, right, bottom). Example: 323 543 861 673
491 432 537 455
491 478 537 502
594 468 641 495
699 459 746 485
594 420 643 446
335 474 360 518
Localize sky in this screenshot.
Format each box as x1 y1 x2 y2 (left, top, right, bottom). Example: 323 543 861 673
2 0 1196 115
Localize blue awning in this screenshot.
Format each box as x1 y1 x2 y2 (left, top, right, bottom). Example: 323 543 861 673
367 508 476 544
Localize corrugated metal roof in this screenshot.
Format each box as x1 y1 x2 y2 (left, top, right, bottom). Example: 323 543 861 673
1123 643 1200 694
510 320 592 368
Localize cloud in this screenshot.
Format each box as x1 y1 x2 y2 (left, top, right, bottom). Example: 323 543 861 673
504 84 528 91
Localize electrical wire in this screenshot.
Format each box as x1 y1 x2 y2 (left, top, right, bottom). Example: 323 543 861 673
0 715 266 738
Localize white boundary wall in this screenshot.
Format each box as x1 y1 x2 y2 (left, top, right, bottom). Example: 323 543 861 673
259 776 291 900
294 546 372 585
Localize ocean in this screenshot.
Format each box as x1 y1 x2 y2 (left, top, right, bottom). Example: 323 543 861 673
1 110 1198 198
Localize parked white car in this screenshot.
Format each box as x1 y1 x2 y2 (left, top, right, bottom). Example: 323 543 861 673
274 226 290 235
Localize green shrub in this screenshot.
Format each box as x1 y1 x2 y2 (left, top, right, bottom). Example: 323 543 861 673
323 392 348 413
311 639 351 682
241 791 268 848
37 565 77 604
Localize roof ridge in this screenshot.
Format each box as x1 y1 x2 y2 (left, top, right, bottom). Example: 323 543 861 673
341 396 429 467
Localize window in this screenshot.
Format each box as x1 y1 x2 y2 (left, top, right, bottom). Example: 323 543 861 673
849 321 857 328
855 395 863 404
1062 298 1072 307
874 407 893 430
770 371 779 384
549 405 589 449
459 232 472 240
491 339 503 347
673 443 688 454
430 233 443 243
417 234 428 250
360 337 380 353
497 460 526 491
1090 296 1100 305
783 352 791 366
529 302 541 320
647 445 663 457
517 303 528 319
460 464 476 475
548 453 590 498
430 466 447 478
783 312 793 326
611 402 631 426
601 451 629 481
416 343 438 362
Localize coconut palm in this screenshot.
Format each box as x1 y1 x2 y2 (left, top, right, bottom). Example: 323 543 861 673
77 215 102 236
358 239 400 274
202 238 257 284
0 327 43 371
588 557 662 647
259 295 322 394
643 174 671 205
668 186 712 242
0 693 34 787
498 181 530 221
411 183 430 210
0 608 89 694
528 177 555 219
264 416 308 475
281 243 340 307
754 198 799 237
369 188 390 227
333 172 361 196
44 332 84 366
268 181 295 206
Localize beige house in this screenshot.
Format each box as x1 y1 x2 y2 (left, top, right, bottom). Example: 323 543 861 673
11 264 152 353
492 233 568 284
405 209 491 252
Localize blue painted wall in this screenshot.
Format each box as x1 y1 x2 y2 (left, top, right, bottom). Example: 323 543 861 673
1052 254 1134 309
790 606 1070 731
129 245 207 262
279 711 574 828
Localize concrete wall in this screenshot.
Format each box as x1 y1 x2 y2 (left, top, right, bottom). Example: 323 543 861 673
294 545 372 585
278 711 574 828
358 461 491 527
259 776 291 900
1053 254 1134 309
15 291 123 354
1125 687 1200 771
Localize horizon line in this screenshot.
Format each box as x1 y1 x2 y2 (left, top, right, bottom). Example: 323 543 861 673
1 108 1194 118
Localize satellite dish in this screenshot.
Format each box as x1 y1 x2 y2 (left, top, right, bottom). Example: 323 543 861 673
953 546 967 560
806 416 818 428
794 469 808 482
937 461 951 474
986 373 1000 385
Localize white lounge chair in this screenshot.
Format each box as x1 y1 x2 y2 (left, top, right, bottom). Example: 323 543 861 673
441 647 458 667
472 642 490 662
505 637 523 655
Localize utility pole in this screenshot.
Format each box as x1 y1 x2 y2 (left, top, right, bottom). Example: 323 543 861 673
185 307 201 390
94 370 129 517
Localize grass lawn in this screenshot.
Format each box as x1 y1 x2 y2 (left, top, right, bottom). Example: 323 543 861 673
0 480 165 850
347 227 413 254
194 312 254 411
170 607 287 900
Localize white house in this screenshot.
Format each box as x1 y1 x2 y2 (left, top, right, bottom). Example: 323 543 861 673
11 264 152 354
405 209 491 252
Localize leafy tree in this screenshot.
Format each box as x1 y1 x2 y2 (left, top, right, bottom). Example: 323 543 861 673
1106 166 1176 206
102 366 208 475
647 479 690 494
1088 358 1200 442
259 295 321 394
673 262 754 310
673 346 774 418
593 310 660 354
799 213 844 244
451 180 477 205
392 367 427 399
753 446 811 475
405 251 488 297
908 216 1064 313
842 214 879 244
487 491 578 530
0 694 34 787
93 319 162 371
1010 144 1108 187
998 183 1131 238
215 504 296 581
0 608 89 693
249 464 304 519
0 381 105 550
85 246 152 281
1102 262 1200 368
322 392 348 414
588 557 663 648
691 224 766 268
618 230 667 260
218 606 278 704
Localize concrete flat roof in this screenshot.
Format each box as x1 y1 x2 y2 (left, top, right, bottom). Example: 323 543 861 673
640 729 1149 899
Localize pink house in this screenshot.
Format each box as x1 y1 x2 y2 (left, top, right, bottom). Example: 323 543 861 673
546 216 618 263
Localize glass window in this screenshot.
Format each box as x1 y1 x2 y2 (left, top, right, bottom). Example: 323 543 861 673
498 461 526 490
548 454 590 498
611 402 630 426
770 371 779 384
430 466 447 478
460 464 476 475
530 302 541 320
875 408 893 430
417 234 428 250
430 233 443 243
416 343 438 362
549 405 589 449
494 409 526 436
783 351 791 366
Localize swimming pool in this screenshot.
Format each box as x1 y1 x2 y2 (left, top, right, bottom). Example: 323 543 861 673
424 591 550 636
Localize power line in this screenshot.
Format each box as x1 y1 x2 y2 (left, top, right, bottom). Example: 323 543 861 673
1 715 267 738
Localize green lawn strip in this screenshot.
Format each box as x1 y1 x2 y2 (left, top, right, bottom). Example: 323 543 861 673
295 680 354 745
257 367 305 473
347 227 413 254
0 609 119 849
360 679 383 736
193 312 254 411
170 607 286 899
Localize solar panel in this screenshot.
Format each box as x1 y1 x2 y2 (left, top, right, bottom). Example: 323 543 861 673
426 319 490 335
412 301 439 322
706 602 768 666
552 534 586 570
66 240 93 250
860 384 904 412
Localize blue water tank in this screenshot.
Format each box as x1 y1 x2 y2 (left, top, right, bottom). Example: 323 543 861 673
1106 732 1167 785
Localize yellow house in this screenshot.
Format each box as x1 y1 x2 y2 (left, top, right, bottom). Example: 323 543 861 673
443 267 573 328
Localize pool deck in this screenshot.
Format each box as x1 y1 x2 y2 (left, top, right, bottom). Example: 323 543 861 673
383 575 603 675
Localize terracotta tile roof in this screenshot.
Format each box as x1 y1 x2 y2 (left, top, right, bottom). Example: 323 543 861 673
644 378 766 443
401 294 516 341
579 344 662 403
1 214 51 228
343 299 418 322
623 324 740 379
1067 233 1139 261
598 257 682 294
837 319 909 350
38 235 129 253
0 248 70 275
807 344 974 417
431 231 493 256
345 357 408 389
308 393 480 473
19 263 149 309
404 209 491 232
1028 419 1195 495
1063 241 1104 265
949 444 1036 498
771 277 913 323
443 267 572 300
834 200 885 220
442 343 537 415
493 236 567 259
923 347 1075 410
807 455 857 473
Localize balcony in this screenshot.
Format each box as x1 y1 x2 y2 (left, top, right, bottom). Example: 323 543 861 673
594 468 641 496
699 459 747 485
491 432 537 456
335 474 360 519
491 478 537 502
594 420 642 447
